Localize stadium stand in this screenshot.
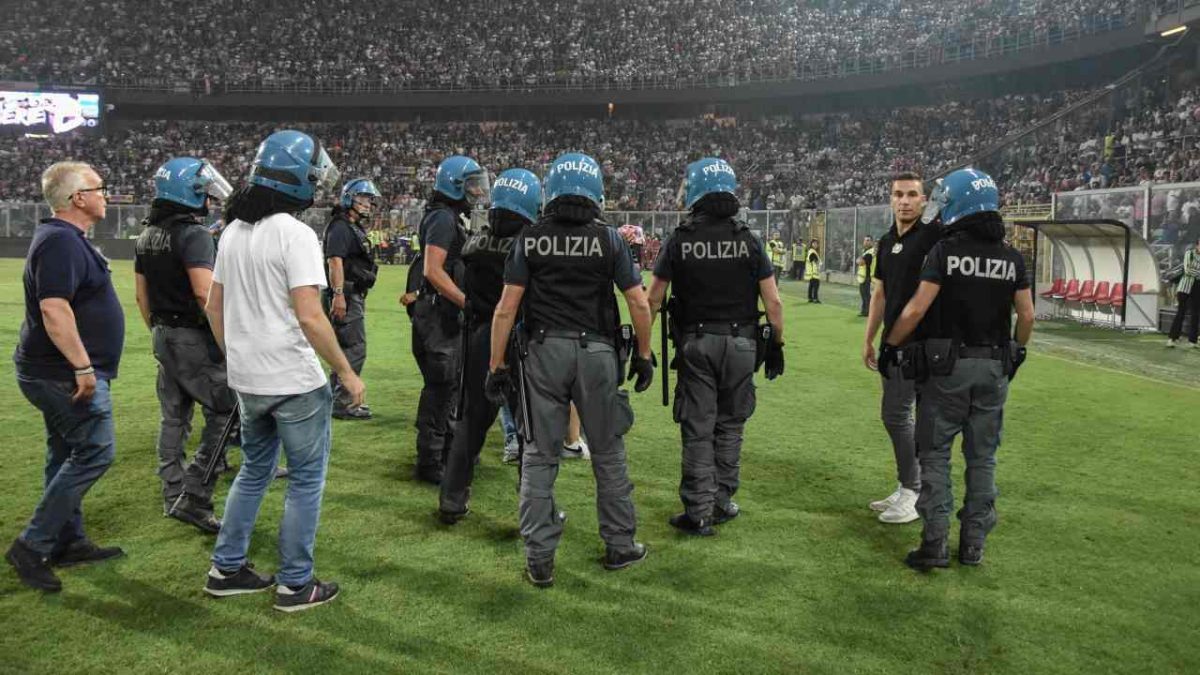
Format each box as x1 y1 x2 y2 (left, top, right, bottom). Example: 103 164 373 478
0 1 1138 90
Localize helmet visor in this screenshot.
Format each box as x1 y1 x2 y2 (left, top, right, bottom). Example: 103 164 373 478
313 146 341 195
198 162 233 202
922 178 946 224
464 170 491 206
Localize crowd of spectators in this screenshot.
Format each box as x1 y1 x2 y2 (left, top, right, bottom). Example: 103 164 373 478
8 82 1200 214
1 1 1138 89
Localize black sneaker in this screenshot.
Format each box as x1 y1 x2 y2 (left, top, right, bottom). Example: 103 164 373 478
50 539 125 567
333 406 372 421
525 559 554 588
713 501 740 525
5 538 61 592
274 578 339 613
168 495 222 535
603 543 648 570
904 538 950 571
669 513 716 537
204 563 275 597
959 540 985 566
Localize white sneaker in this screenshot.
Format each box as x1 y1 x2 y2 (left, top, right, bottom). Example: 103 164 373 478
869 485 903 512
1166 339 1178 348
560 438 590 460
878 488 920 524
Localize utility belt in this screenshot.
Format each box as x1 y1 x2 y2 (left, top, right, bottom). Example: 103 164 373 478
151 312 207 329
678 322 758 339
895 339 1017 381
528 327 616 348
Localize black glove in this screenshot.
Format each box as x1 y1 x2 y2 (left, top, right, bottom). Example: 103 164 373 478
765 341 785 380
878 343 900 379
1009 346 1027 381
628 352 656 393
484 365 513 405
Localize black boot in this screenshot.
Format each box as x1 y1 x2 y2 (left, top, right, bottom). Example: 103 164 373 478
5 538 61 592
525 558 554 588
603 543 648 570
958 537 985 566
50 538 124 567
904 537 950 571
669 513 715 537
713 501 740 525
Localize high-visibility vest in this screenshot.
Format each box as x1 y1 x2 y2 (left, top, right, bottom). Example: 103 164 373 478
792 244 804 264
804 248 822 280
856 245 877 284
769 240 784 265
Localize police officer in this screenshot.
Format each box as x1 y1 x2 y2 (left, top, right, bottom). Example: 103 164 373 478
438 168 541 523
863 172 941 525
882 168 1035 570
486 152 654 587
133 157 235 534
324 178 382 420
647 158 785 536
411 156 490 484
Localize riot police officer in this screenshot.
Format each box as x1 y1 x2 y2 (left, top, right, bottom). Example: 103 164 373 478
411 156 490 484
324 178 382 420
133 157 236 534
486 152 655 587
438 168 541 523
882 168 1035 570
647 158 785 536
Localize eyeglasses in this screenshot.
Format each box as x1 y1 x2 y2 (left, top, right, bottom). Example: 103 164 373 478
76 185 108 198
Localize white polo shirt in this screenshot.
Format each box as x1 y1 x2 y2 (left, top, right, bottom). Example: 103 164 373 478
213 213 328 395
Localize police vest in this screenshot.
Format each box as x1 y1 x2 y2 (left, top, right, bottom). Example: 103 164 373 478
134 212 211 319
324 215 376 292
462 225 518 323
521 219 619 337
417 203 467 294
923 234 1026 346
668 216 763 326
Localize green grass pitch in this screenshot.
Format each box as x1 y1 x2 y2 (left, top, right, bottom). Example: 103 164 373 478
0 258 1196 674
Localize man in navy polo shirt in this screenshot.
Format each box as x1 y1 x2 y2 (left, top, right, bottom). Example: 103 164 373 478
7 162 126 592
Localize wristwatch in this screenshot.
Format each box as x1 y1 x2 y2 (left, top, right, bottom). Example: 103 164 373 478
332 287 344 296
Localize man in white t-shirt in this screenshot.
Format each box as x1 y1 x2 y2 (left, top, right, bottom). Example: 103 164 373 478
201 130 364 613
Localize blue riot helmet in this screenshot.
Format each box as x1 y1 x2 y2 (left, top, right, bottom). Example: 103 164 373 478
489 168 542 223
153 157 233 211
434 155 490 206
249 129 341 203
339 177 383 212
684 157 738 209
543 152 604 210
923 167 1000 227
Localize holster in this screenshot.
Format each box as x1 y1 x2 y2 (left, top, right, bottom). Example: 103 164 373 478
923 338 958 378
755 323 774 372
898 342 925 381
1005 340 1020 379
617 324 635 380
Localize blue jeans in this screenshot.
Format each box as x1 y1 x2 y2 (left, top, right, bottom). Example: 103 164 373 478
16 375 116 556
212 384 332 587
499 404 518 444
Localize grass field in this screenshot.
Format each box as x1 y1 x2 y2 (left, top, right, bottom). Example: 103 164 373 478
0 258 1197 674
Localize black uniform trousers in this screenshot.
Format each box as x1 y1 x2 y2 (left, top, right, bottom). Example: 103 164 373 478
411 295 462 470
673 332 757 520
439 321 504 515
152 324 236 509
859 279 871 315
326 290 367 412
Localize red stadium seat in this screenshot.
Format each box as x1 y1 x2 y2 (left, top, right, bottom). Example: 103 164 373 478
1039 278 1064 299
1128 283 1144 294
1055 279 1078 300
1094 282 1115 308
1085 281 1110 322
1066 279 1092 303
